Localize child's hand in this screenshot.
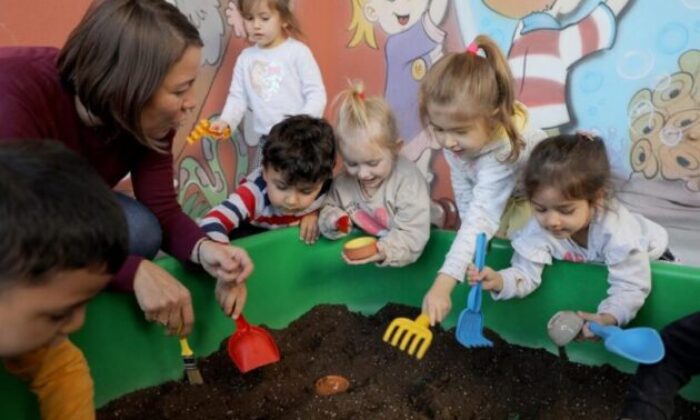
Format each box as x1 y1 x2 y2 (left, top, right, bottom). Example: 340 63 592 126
576 311 618 341
215 280 247 319
299 211 320 244
209 120 231 138
466 264 503 292
342 242 386 265
422 273 458 326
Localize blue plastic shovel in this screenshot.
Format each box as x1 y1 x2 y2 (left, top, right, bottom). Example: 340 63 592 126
455 233 493 348
589 322 665 364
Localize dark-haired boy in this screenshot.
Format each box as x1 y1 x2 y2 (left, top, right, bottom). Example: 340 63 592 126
0 139 128 419
200 114 335 244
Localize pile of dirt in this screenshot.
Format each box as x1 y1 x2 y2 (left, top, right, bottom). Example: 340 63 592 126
98 304 700 419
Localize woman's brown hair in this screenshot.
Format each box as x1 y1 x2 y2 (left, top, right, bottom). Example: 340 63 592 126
419 34 523 161
58 0 203 152
238 0 303 39
524 133 612 204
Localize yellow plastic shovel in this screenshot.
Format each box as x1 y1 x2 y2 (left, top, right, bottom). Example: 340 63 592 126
382 314 433 360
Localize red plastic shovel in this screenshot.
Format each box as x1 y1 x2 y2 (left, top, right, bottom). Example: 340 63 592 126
227 315 280 373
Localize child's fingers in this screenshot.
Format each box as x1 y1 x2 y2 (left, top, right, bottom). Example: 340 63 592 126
427 306 437 327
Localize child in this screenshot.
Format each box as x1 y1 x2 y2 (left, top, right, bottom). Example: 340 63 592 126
200 114 335 246
319 83 431 267
621 311 700 419
419 35 547 325
0 139 128 419
467 133 670 335
210 0 326 167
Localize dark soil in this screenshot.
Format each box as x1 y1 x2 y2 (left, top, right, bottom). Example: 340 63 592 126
98 304 700 419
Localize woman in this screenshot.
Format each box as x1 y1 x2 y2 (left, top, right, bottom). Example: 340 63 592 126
0 0 252 336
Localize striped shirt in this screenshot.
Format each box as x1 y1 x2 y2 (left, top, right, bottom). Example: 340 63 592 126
200 167 331 242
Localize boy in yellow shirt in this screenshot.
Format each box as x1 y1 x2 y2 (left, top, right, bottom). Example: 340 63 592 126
0 139 128 419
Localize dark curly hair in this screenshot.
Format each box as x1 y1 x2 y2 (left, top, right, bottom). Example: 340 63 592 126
524 133 612 204
262 115 336 186
0 139 128 287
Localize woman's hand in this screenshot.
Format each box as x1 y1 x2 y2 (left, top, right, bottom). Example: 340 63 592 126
133 260 194 336
422 273 458 326
577 311 618 341
215 280 247 319
466 264 503 292
196 239 254 284
299 211 320 244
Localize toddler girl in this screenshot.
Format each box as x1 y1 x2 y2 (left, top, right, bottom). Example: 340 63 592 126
420 35 547 325
468 133 670 336
210 0 326 166
319 83 431 267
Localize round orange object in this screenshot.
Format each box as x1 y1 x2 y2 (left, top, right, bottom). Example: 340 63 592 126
343 237 378 261
314 375 350 396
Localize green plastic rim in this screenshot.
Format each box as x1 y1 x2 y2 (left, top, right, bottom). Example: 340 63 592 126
2 228 699 419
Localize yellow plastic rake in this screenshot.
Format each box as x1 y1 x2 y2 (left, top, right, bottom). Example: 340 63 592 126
382 314 433 360
186 119 231 144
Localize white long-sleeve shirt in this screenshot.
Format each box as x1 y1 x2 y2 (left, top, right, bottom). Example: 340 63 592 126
494 200 669 326
439 103 547 281
219 38 326 137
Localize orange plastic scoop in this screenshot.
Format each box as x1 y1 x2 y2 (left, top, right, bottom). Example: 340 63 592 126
227 315 280 373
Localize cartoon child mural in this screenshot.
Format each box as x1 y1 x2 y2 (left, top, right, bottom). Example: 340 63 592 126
167 0 227 158
348 0 448 182
347 0 458 228
484 0 632 131
617 49 700 265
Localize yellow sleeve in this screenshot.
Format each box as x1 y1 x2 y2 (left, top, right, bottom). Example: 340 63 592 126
3 339 95 420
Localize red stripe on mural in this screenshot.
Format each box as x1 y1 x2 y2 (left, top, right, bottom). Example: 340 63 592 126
579 15 601 55
517 78 567 107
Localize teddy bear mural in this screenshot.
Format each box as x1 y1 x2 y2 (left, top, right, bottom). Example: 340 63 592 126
617 49 700 265
627 49 700 192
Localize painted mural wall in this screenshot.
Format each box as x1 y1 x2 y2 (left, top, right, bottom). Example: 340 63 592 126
1 0 699 264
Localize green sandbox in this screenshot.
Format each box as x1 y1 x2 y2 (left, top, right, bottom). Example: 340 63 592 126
2 228 699 419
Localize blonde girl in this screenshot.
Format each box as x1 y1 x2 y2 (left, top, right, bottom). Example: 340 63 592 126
210 0 326 166
468 134 670 337
319 83 431 267
420 35 547 326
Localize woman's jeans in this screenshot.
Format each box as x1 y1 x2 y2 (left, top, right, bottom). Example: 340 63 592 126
115 193 162 259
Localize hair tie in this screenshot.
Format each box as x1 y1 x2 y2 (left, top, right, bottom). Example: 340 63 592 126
357 91 365 101
466 41 479 56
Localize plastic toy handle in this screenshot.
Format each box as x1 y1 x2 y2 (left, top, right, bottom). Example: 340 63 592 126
235 314 250 332
466 233 488 311
179 338 194 357
588 322 621 339
474 233 487 271
415 314 431 328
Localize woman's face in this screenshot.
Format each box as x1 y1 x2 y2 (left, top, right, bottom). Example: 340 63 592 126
141 46 202 141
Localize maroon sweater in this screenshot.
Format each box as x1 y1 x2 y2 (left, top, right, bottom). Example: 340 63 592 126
0 47 205 291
